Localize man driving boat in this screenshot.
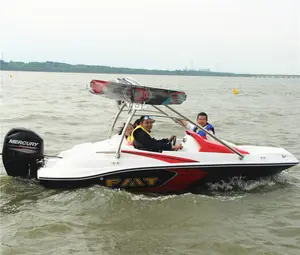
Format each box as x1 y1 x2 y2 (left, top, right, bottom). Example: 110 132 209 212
132 116 183 152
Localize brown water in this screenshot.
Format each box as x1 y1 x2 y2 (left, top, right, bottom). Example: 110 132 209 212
1 71 300 254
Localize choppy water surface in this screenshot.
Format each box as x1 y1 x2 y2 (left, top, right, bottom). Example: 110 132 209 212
1 71 300 254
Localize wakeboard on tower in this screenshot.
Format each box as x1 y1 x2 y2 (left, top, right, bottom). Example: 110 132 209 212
89 79 187 105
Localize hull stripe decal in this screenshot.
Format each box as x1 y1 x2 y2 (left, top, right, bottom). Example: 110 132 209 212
38 162 298 181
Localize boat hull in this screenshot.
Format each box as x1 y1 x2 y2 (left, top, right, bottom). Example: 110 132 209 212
38 162 297 193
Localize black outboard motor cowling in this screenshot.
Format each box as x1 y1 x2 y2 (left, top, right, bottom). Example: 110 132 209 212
2 128 44 178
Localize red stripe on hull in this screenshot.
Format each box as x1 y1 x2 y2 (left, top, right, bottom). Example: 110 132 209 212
121 150 198 163
135 169 207 193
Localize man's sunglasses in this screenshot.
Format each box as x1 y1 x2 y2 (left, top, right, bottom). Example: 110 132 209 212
142 116 155 122
143 116 153 120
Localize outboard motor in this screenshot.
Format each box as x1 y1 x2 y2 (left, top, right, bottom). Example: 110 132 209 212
2 128 44 178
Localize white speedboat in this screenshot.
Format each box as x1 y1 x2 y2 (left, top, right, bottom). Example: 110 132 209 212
2 78 299 194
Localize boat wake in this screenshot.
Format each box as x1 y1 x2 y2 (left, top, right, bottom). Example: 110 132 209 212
203 171 294 193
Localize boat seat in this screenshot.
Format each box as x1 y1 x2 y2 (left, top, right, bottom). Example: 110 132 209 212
186 130 249 154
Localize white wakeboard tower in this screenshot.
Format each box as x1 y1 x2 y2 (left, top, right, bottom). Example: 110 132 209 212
1 77 299 194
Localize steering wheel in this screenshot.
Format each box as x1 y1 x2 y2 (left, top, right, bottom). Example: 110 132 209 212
171 136 177 146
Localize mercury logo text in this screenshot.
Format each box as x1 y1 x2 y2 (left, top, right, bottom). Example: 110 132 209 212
8 139 39 147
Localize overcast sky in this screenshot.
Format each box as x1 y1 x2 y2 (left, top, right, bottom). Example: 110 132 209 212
1 0 299 74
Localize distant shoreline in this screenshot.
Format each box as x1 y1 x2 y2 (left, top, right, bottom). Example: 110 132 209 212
0 60 299 78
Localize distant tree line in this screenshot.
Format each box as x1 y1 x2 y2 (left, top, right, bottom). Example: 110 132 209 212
0 60 252 77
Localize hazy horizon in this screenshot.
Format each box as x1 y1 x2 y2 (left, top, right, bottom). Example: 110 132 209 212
2 59 300 75
1 0 299 75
